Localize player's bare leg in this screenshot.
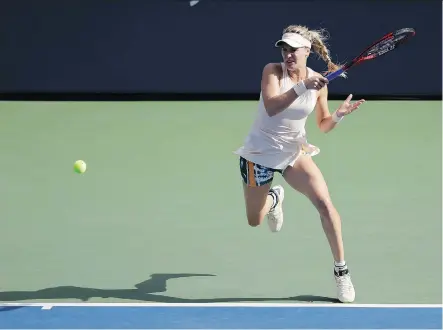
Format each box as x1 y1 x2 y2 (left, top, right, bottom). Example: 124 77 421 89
283 155 355 303
242 182 285 232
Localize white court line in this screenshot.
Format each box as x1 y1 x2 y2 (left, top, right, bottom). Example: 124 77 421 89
41 305 53 310
0 302 441 308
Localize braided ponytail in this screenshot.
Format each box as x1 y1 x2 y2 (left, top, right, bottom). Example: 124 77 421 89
308 29 345 77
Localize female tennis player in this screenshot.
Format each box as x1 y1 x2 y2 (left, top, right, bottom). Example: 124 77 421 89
235 25 365 303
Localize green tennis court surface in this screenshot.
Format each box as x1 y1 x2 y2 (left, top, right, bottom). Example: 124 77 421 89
0 100 441 304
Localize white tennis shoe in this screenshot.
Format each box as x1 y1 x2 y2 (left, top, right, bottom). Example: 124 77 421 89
334 268 356 303
267 185 285 232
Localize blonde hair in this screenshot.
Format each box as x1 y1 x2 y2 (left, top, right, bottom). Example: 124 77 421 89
282 25 345 77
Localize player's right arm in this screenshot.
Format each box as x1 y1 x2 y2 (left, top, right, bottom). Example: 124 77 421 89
261 63 329 117
261 63 298 117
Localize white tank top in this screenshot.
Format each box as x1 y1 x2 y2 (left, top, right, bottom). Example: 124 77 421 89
235 63 320 170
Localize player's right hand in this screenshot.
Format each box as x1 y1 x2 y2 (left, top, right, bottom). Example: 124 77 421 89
304 76 329 90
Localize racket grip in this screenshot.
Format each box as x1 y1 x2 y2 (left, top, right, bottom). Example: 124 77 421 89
325 68 345 82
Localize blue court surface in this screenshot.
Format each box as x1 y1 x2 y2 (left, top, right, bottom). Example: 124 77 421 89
0 303 441 329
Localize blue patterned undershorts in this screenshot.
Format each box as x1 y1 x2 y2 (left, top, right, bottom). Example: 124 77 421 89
239 156 283 187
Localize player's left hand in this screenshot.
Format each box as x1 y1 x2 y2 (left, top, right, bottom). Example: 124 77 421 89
336 94 365 117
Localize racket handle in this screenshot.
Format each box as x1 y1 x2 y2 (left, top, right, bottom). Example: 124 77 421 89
325 68 345 82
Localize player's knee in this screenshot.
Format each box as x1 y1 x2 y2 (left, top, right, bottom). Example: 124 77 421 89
313 197 335 219
248 220 260 227
246 212 264 227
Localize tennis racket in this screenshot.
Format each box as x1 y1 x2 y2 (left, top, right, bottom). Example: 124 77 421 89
325 28 416 81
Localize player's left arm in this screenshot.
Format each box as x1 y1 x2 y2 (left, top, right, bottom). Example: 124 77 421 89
315 82 365 133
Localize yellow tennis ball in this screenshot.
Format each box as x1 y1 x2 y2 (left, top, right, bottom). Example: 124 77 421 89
74 160 87 174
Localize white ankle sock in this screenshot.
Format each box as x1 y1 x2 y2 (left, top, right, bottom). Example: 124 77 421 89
268 190 278 210
334 260 347 271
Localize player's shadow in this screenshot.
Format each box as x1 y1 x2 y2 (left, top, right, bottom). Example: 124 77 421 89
0 273 339 304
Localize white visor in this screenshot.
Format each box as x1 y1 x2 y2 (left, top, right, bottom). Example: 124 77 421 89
275 32 311 49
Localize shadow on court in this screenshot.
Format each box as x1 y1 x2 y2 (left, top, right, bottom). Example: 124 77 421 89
0 273 339 304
